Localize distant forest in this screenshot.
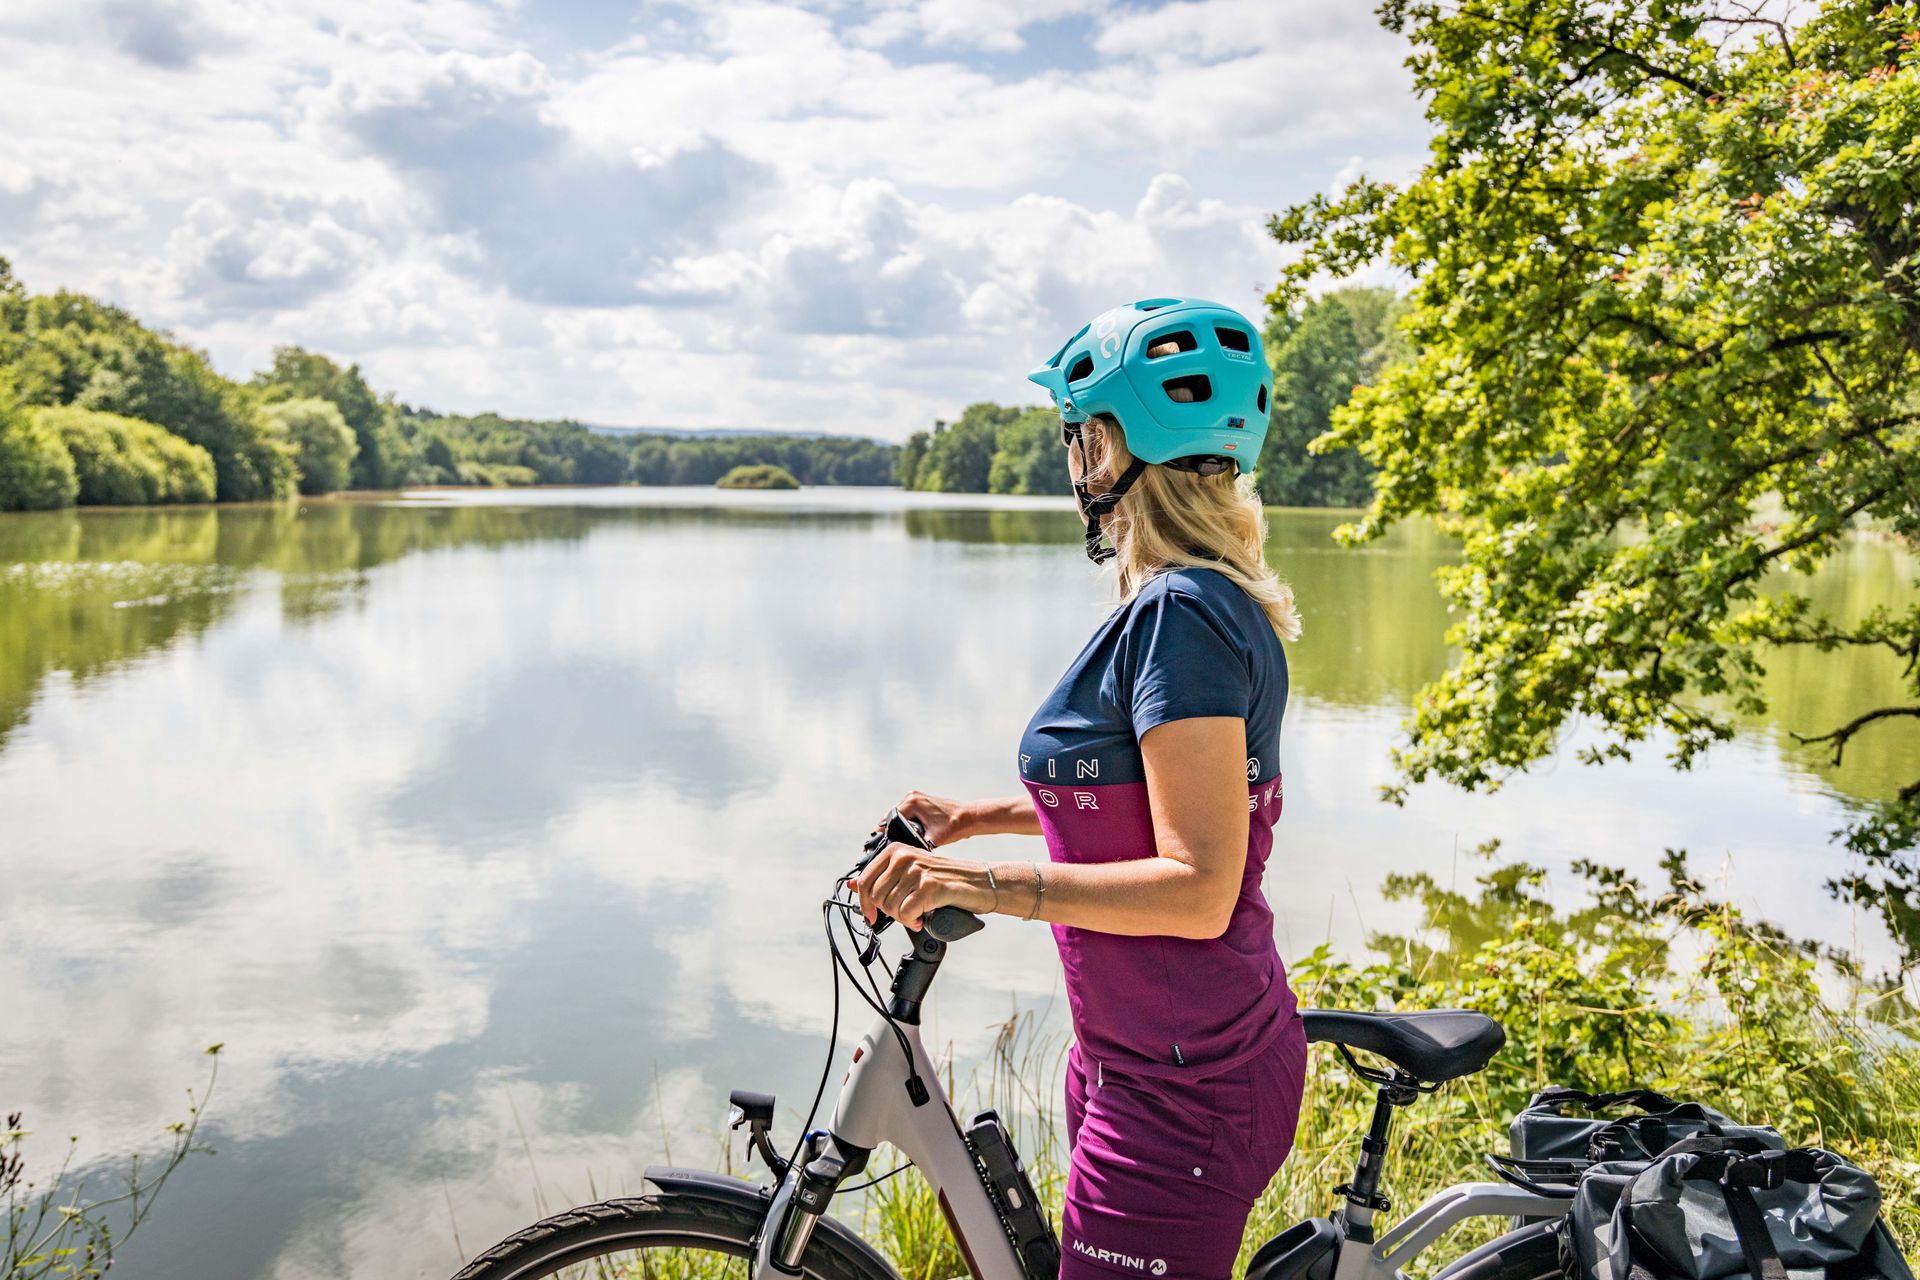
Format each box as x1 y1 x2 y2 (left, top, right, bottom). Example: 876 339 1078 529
0 257 1399 511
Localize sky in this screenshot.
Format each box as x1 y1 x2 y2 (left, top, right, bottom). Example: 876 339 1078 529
0 0 1429 438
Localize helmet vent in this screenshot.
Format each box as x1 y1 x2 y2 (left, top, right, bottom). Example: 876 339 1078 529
1257 385 1268 413
1067 354 1096 382
1164 455 1236 476
1145 329 1197 358
1136 297 1180 311
1162 374 1212 404
1215 327 1252 353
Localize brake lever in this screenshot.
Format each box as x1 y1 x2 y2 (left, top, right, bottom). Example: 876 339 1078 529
853 809 934 959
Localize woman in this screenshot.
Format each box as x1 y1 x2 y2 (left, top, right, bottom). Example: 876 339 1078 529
854 297 1306 1279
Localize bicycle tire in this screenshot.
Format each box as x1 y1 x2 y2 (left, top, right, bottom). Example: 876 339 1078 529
449 1192 900 1280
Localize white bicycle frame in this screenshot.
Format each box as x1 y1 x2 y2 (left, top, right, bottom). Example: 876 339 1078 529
752 1009 1026 1278
747 1001 1571 1280
1337 1185 1569 1280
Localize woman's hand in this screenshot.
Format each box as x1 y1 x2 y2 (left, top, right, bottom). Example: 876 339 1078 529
850 845 995 931
889 792 1044 842
893 791 975 845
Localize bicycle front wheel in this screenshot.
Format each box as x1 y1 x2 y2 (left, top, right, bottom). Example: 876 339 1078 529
449 1193 899 1280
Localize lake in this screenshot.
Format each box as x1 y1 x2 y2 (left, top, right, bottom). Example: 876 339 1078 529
1 487 1914 1280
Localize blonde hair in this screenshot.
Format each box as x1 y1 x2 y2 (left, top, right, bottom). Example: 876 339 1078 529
1080 414 1302 643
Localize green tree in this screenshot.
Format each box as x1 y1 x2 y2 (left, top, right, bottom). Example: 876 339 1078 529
0 259 27 372
912 403 1015 492
1271 0 1920 938
36 405 217 505
264 397 358 495
1255 287 1404 508
0 393 77 511
897 429 930 488
988 407 1070 495
254 347 409 490
418 433 458 481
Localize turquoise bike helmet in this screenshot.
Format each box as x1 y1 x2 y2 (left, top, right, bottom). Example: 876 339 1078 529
1027 297 1271 465
1027 297 1272 562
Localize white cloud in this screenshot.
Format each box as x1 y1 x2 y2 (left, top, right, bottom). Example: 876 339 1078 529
166 192 382 314
760 179 966 335
0 0 1428 432
1094 0 1389 62
326 48 765 306
848 0 1108 52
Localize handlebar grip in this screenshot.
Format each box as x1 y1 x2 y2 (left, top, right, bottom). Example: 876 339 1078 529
921 906 985 943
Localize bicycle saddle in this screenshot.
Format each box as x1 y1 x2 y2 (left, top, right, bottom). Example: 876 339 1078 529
1301 1008 1505 1083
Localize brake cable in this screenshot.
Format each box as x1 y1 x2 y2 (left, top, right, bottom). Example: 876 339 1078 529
785 898 843 1178
824 884 929 1103
837 1161 912 1194
785 871 933 1184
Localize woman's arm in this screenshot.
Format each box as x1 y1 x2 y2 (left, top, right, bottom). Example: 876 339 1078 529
856 717 1248 940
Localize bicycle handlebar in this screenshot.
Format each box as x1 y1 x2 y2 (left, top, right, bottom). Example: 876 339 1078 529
856 810 985 945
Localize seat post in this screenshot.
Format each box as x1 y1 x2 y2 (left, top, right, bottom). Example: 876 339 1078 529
1338 1070 1422 1240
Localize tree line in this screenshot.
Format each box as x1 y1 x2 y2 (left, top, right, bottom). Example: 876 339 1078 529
0 260 898 511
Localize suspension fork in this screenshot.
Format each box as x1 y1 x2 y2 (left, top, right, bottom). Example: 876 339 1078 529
758 1128 872 1274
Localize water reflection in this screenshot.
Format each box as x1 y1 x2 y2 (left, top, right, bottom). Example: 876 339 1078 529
1753 535 1920 805
0 488 1912 1280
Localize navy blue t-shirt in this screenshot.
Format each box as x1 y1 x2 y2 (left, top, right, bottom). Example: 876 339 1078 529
1017 566 1295 1077
1019 566 1287 794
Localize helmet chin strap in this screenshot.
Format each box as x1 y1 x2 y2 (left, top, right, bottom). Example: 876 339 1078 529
1073 458 1148 564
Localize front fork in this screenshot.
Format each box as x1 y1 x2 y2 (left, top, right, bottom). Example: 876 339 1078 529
754 1129 872 1276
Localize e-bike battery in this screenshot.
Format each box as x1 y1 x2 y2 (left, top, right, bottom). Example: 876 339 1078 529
965 1109 1062 1278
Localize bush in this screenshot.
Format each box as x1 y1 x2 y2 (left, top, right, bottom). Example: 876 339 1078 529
263 397 358 495
454 461 538 487
715 463 799 490
14 292 296 501
34 405 216 505
0 398 77 511
253 346 409 490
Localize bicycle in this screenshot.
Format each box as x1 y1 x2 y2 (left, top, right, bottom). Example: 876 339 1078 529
451 813 1573 1280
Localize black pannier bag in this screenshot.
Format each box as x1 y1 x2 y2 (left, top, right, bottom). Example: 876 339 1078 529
1562 1134 1913 1280
1512 1087 1765 1166
1498 1087 1783 1230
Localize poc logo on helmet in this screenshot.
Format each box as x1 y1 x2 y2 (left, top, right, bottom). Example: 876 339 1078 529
1095 308 1127 359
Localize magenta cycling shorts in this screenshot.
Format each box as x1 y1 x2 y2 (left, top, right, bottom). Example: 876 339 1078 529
1059 1015 1308 1279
